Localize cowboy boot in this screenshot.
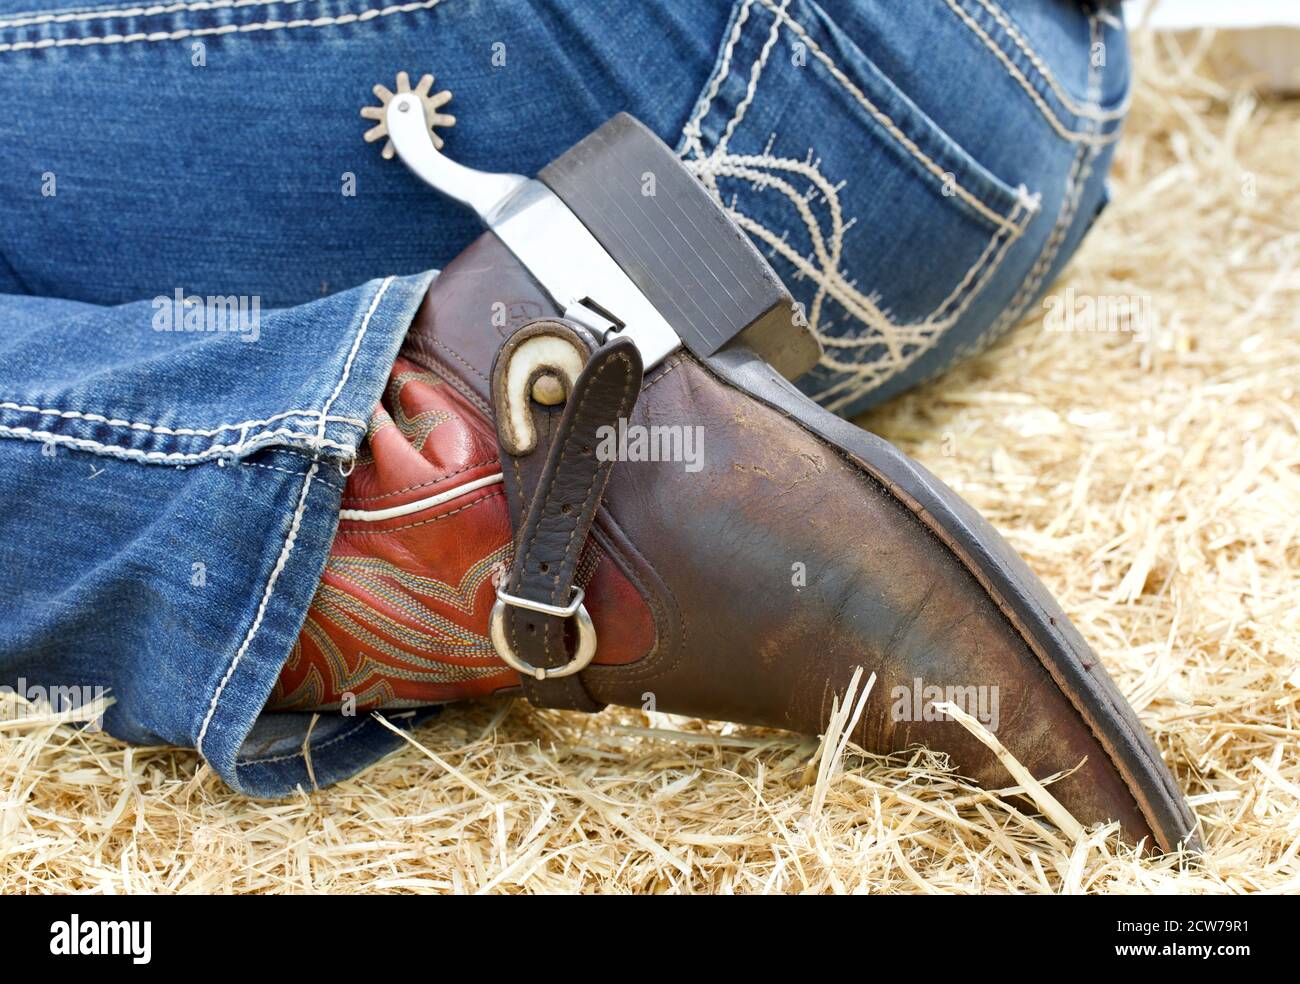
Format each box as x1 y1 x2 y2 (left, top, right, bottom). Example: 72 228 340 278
273 98 1198 853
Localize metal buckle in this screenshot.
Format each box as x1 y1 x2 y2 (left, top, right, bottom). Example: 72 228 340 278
489 585 597 681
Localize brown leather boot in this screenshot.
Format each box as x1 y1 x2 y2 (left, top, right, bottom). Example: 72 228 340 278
275 100 1198 853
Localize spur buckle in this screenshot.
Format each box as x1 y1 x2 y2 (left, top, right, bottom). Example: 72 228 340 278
488 585 597 681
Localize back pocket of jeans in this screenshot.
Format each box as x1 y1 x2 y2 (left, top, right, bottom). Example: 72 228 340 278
678 0 1038 411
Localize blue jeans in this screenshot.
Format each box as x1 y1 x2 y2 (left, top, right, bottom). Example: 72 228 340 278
0 0 1129 795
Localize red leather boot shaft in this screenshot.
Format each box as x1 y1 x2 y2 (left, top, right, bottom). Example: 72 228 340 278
270 356 654 711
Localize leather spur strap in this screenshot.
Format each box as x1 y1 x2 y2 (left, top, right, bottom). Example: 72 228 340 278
489 320 643 710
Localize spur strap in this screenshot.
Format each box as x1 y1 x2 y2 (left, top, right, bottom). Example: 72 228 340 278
489 320 643 711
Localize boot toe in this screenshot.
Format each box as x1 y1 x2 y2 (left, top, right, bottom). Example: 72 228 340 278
589 351 1198 854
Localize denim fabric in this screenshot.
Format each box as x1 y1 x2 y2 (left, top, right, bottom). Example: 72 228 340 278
684 0 1130 412
0 275 435 795
0 0 1129 412
0 0 1128 796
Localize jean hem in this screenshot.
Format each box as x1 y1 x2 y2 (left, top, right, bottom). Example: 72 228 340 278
193 270 440 797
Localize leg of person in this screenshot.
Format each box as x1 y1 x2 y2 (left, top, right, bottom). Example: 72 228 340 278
0 0 737 794
2 0 1191 849
0 0 1126 415
0 281 433 795
0 0 734 305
